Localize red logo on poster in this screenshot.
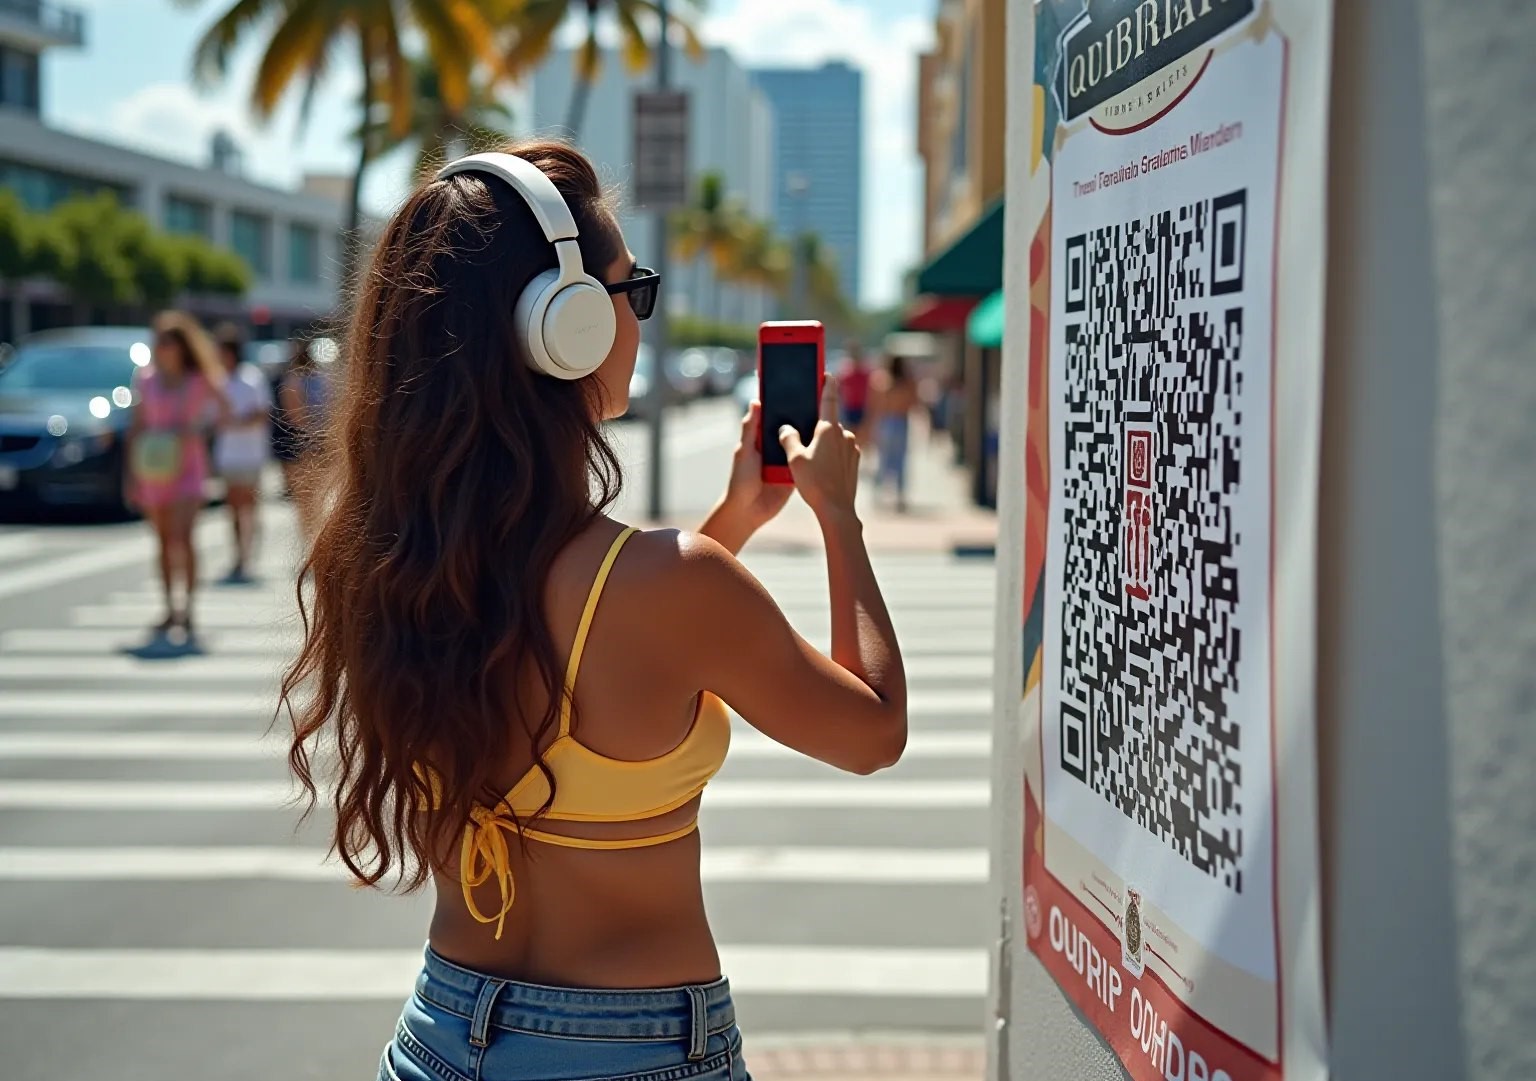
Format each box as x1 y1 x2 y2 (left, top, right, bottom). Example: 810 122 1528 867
1025 886 1043 939
1124 428 1154 600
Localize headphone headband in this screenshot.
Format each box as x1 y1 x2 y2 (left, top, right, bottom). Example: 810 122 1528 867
436 152 579 245
432 150 616 382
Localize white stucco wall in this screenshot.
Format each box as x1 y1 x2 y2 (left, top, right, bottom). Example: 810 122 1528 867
989 2 1536 1079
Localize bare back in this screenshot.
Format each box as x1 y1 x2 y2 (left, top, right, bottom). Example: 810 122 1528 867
427 519 721 987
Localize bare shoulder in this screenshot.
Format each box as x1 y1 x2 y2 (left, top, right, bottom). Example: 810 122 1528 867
610 526 770 610
616 526 743 587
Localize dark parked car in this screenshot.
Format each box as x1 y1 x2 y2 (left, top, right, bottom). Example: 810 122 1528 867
0 326 151 515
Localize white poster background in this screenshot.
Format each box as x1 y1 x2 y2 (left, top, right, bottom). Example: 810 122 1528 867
1041 33 1283 984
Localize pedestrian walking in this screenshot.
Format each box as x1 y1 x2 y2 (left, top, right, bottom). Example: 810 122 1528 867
837 339 872 442
212 323 271 583
869 354 921 512
280 142 908 1081
124 310 226 639
276 339 328 541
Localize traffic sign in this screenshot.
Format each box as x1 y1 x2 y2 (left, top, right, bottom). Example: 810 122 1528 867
632 90 690 210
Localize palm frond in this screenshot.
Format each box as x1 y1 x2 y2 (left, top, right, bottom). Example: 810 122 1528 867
613 1 652 73
249 0 333 119
573 21 603 83
631 0 705 61
189 0 286 86
365 10 414 140
409 0 475 115
504 0 569 73
438 0 512 83
294 44 332 139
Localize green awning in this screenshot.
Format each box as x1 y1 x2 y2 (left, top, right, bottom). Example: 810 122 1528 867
916 198 1004 296
967 289 1005 347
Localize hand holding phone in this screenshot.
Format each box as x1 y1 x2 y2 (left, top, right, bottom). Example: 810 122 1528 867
758 321 825 486
776 374 861 522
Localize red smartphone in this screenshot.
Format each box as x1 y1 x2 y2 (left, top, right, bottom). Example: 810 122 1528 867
758 320 825 485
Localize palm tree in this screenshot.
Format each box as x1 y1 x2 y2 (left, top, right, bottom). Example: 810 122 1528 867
670 171 748 324
723 219 790 296
359 52 515 183
794 233 853 327
182 0 506 240
505 0 706 139
671 172 744 271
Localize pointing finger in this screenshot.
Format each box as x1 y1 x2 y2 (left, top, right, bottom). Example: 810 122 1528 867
820 373 840 424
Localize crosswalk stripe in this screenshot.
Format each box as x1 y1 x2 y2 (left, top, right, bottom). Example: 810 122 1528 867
0 846 989 884
110 584 999 605
0 517 233 602
0 729 991 760
0 779 989 810
0 534 47 563
0 946 988 999
0 688 992 718
66 605 993 630
2 628 996 656
0 654 993 682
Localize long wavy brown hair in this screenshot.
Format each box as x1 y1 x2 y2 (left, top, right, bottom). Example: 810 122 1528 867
151 310 226 385
280 141 626 892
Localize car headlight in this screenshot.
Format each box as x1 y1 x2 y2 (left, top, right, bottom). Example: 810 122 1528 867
51 430 115 466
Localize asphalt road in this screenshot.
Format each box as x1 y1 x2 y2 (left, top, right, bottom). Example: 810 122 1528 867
0 398 997 1081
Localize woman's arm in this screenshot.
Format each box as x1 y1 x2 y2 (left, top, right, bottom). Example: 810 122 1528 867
670 381 906 773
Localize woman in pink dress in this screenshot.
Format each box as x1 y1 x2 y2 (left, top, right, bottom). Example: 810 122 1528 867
125 311 226 637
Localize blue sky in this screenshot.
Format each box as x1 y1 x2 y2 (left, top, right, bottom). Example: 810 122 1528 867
41 0 935 308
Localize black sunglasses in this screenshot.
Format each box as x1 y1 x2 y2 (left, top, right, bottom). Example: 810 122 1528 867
605 267 661 320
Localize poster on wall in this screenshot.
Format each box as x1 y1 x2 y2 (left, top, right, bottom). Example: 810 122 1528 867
1017 2 1329 1079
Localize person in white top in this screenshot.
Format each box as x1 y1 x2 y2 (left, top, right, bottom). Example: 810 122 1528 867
213 324 272 583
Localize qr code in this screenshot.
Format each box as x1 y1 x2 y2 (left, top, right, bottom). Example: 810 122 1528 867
1056 189 1248 892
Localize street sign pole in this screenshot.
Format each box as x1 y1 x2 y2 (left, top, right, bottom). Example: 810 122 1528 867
648 0 672 521
630 39 687 521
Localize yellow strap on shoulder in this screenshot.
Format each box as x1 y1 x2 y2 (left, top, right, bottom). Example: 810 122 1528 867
558 526 637 737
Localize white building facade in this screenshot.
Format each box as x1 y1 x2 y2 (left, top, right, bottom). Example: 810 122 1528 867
529 47 776 329
0 0 347 342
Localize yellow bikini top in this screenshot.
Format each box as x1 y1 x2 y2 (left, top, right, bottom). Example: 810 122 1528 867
441 526 731 938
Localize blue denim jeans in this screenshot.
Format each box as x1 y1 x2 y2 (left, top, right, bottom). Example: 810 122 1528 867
379 946 751 1081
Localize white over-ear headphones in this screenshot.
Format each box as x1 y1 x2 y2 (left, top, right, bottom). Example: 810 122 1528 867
436 152 616 381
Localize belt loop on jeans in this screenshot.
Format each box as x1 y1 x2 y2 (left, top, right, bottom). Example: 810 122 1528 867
685 985 708 1061
469 979 507 1049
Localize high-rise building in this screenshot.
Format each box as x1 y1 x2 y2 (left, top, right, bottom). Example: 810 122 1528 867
751 61 864 308
529 48 776 329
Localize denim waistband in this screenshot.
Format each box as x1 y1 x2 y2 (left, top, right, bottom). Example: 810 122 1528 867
415 945 737 1047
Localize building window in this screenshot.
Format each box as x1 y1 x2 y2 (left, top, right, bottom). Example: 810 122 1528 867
0 161 129 212
164 194 212 237
230 211 270 279
288 223 319 284
950 27 974 180
0 45 40 114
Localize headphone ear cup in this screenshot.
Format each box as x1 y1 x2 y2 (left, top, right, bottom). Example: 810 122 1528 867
543 274 616 378
513 269 616 380
513 268 562 378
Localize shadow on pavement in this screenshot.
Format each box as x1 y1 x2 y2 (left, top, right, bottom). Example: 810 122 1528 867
120 633 207 660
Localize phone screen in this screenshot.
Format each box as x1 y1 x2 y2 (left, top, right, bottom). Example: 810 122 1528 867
760 341 820 469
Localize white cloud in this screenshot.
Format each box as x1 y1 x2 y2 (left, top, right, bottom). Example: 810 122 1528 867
92 83 261 171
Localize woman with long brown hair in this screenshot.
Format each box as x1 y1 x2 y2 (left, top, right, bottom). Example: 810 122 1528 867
282 142 907 1081
125 310 226 638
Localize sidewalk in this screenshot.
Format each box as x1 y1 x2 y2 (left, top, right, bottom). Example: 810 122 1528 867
645 418 998 556
748 1035 985 1080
